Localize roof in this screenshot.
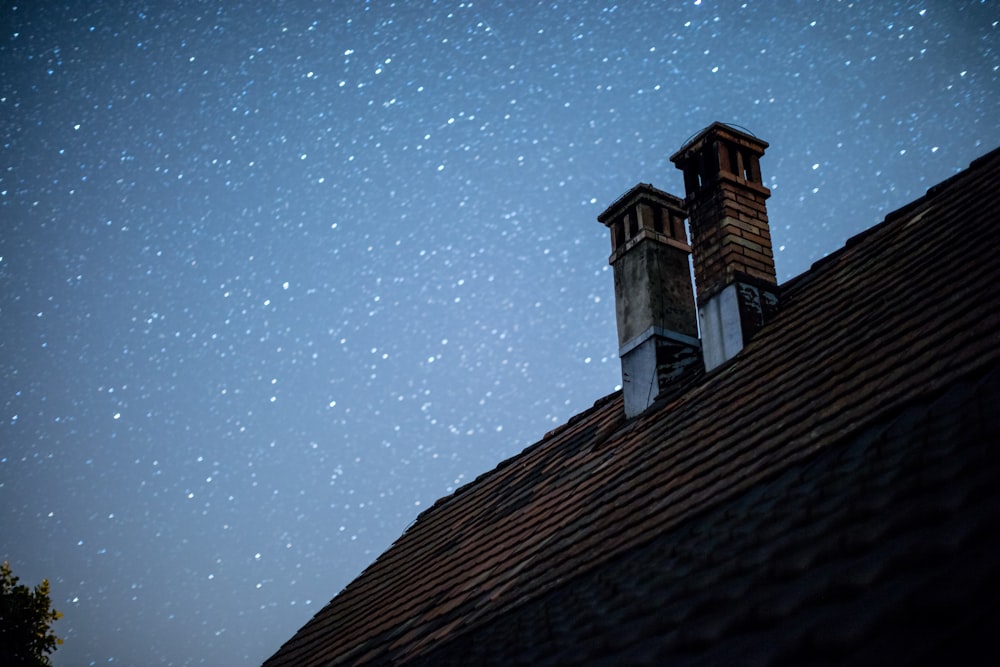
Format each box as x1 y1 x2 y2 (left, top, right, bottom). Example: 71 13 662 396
264 146 1000 666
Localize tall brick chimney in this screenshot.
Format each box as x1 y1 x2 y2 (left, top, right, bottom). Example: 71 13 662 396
670 122 778 371
598 184 700 418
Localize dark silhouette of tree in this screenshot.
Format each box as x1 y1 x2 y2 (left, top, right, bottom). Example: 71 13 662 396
0 561 62 667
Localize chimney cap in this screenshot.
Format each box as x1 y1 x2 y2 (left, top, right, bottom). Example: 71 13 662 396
669 122 769 165
597 183 684 226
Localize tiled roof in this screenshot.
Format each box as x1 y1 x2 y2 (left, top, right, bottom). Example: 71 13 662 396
264 146 1000 666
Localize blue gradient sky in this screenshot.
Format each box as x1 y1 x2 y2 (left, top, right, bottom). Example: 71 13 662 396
2 1 998 665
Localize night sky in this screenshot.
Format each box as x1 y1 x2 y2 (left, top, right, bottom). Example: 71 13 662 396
2 1 998 665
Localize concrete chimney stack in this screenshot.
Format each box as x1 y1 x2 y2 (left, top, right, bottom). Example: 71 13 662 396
598 184 700 418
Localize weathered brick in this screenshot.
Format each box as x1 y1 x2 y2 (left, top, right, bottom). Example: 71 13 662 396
741 230 771 247
723 234 764 254
743 265 777 282
721 218 757 234
740 254 775 275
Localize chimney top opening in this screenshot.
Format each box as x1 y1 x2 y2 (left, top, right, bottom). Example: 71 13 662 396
612 218 625 251
627 211 639 240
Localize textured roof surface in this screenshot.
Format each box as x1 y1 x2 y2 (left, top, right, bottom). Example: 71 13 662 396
264 146 1000 666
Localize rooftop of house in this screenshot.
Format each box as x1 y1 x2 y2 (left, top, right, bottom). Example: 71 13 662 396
263 143 1000 666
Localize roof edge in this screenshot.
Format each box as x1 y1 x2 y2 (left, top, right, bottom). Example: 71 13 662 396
781 145 1000 293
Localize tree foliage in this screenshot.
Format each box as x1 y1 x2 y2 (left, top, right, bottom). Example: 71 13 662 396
0 561 63 667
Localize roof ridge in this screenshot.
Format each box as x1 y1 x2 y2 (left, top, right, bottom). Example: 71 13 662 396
426 391 622 510
781 145 1000 296
351 393 627 578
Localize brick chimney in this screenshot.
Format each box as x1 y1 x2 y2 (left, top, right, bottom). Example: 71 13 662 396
670 123 778 371
598 184 700 418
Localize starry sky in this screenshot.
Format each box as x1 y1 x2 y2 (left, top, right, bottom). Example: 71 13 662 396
1 1 998 665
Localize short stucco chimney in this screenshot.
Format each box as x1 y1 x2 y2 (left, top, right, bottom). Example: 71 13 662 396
670 123 779 371
598 184 700 418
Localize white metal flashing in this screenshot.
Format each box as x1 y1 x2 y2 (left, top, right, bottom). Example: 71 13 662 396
699 284 745 372
618 326 701 357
